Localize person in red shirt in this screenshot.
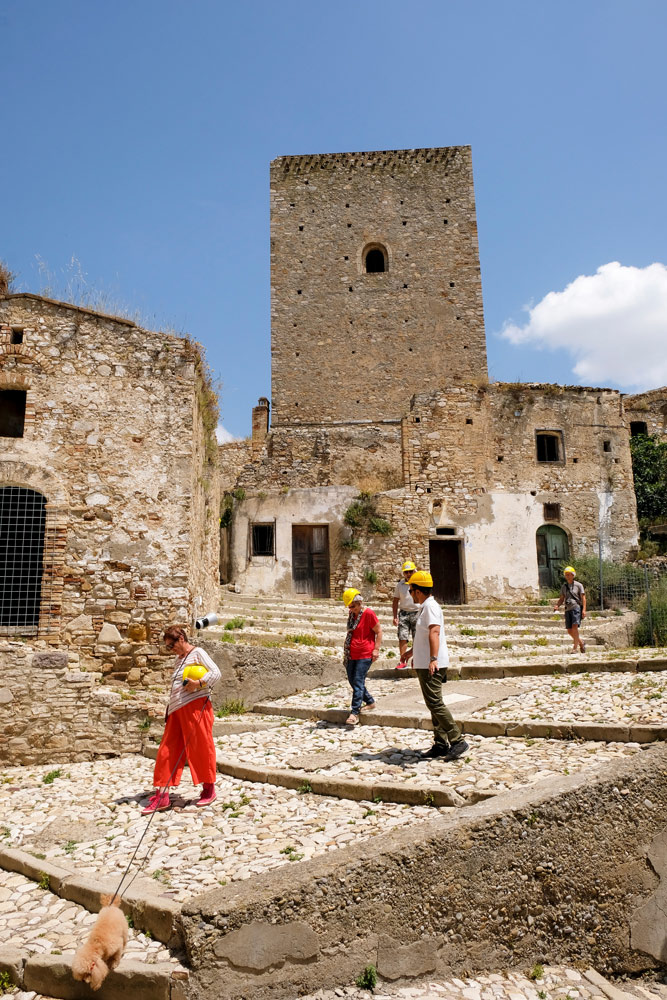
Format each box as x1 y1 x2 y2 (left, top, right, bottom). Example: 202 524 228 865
341 588 382 726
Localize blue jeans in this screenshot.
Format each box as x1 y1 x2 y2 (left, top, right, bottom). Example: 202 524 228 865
345 658 375 715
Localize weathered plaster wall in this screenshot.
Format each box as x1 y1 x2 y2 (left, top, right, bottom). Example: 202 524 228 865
270 146 487 426
332 382 640 602
0 294 219 679
230 486 357 595
181 746 667 999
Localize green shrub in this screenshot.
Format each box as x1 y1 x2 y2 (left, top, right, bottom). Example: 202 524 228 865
287 634 319 646
355 964 378 990
340 537 362 551
635 576 667 647
224 617 245 631
0 971 12 992
42 769 62 784
364 568 378 585
368 515 392 536
216 700 246 717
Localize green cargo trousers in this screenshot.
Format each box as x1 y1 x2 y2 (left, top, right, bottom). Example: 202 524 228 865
416 668 462 747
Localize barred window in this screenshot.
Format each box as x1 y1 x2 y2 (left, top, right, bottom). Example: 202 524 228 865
251 523 275 557
0 487 46 629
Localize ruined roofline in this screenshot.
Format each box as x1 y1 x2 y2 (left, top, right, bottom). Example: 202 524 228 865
271 145 469 175
623 386 667 402
0 291 140 328
0 292 196 352
494 381 623 395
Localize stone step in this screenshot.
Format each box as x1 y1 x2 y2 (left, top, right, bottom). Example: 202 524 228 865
205 626 577 653
214 609 567 634
219 592 575 619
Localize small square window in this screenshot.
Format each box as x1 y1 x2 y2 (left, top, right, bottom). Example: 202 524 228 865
543 503 561 521
536 431 564 463
466 418 473 425
630 421 648 437
251 523 274 557
603 440 611 453
10 328 24 345
0 389 27 437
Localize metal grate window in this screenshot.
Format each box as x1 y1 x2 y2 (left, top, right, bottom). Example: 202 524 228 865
251 523 275 557
0 487 47 631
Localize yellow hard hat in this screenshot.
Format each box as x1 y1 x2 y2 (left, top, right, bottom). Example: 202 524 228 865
408 570 433 588
401 560 417 572
182 664 208 682
563 566 576 576
342 588 362 607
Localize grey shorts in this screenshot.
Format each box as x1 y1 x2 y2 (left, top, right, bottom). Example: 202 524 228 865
565 607 582 629
397 609 419 642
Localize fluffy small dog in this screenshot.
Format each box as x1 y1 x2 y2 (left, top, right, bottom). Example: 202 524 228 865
71 895 128 991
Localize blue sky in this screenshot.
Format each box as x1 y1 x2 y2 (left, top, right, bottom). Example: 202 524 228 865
2 0 666 438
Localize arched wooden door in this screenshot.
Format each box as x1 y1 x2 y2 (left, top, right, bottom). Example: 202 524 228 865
536 524 569 590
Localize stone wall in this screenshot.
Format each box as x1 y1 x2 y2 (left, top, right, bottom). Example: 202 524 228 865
181 745 667 999
0 294 219 680
219 439 251 493
0 642 149 765
270 146 487 426
236 422 402 493
624 388 667 440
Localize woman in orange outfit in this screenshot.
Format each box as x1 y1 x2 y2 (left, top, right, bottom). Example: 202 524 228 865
141 625 221 814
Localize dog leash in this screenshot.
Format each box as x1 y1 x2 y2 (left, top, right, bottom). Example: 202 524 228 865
109 694 211 905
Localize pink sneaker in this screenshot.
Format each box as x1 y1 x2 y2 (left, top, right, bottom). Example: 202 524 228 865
196 783 217 807
141 791 170 815
396 660 408 670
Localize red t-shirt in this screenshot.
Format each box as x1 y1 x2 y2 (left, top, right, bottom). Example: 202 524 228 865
349 608 379 659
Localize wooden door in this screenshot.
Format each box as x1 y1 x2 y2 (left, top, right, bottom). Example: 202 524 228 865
429 539 464 605
292 525 330 597
536 524 570 590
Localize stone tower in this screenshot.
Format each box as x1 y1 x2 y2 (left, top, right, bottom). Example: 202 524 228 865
269 146 488 426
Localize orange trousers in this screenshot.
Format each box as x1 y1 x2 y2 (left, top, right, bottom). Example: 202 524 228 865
153 698 216 788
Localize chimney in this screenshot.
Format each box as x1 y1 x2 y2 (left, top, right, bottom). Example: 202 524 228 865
252 397 270 456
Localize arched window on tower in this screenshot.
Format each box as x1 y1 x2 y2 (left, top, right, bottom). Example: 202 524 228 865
363 245 387 274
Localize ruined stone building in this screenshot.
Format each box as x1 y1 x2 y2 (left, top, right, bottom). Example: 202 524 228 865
220 145 663 602
0 294 219 679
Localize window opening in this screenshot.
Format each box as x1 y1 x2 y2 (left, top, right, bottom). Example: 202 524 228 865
630 421 647 437
543 503 561 521
536 431 563 463
0 487 46 630
0 389 27 437
364 247 386 273
603 440 611 452
436 527 456 536
251 523 275 557
11 329 24 345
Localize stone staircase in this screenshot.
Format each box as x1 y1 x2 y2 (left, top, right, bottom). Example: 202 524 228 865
211 590 613 666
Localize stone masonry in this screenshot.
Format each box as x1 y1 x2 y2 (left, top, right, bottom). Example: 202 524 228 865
0 293 219 680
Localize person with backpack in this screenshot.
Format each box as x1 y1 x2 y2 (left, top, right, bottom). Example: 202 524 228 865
553 566 587 653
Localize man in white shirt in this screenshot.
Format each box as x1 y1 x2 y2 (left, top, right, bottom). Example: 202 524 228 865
404 571 469 761
391 559 419 668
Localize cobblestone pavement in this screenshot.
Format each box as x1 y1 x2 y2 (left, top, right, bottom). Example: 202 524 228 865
0 869 179 967
0 756 435 904
256 670 667 726
298 965 667 1000
215 718 642 796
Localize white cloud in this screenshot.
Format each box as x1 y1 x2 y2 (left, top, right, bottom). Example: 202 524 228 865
215 424 236 444
499 261 667 389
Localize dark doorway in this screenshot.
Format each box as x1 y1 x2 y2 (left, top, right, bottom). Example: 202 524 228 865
429 539 464 604
292 525 330 597
536 524 570 590
0 486 46 629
